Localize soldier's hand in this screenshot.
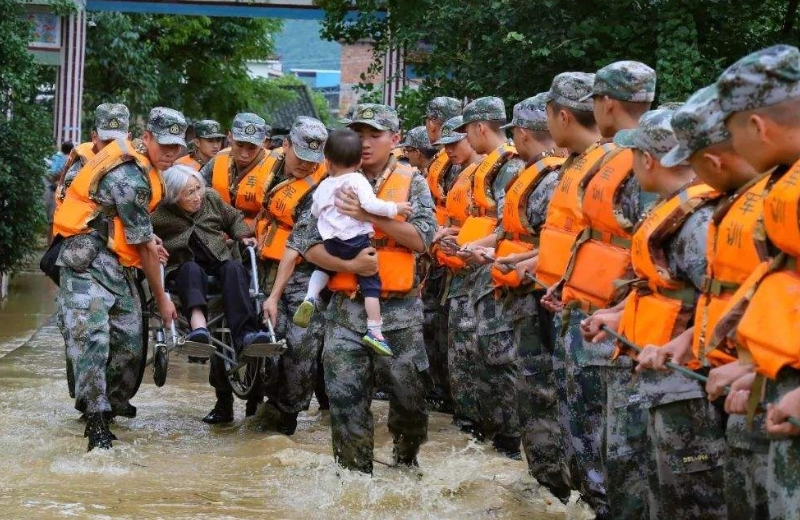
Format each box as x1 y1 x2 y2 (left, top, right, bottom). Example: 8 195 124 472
241 237 258 247
540 286 563 313
724 372 757 415
157 296 178 328
262 296 279 328
351 247 379 276
433 226 458 244
766 387 800 437
153 235 170 265
706 361 754 402
635 345 662 373
580 309 622 343
396 201 413 217
334 186 371 222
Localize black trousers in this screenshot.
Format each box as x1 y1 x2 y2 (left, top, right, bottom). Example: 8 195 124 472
170 260 258 402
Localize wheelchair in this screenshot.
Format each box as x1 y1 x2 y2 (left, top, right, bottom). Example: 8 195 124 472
143 246 288 398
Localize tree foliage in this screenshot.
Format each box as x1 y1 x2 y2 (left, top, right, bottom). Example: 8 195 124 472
83 13 285 132
318 0 800 126
0 0 52 275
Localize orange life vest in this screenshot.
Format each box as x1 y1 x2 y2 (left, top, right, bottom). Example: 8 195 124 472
211 149 281 227
561 148 636 311
619 183 721 355
327 159 418 297
175 154 202 171
427 149 452 226
435 162 480 270
491 155 565 288
535 142 616 289
55 142 96 207
52 138 163 269
692 173 771 367
717 164 800 378
256 162 328 261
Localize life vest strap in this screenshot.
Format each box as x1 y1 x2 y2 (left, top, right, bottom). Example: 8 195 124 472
502 232 539 246
588 228 631 249
700 277 740 296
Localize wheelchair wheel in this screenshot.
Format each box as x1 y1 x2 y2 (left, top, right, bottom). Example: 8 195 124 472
224 352 264 399
66 355 75 399
153 344 169 388
130 280 150 396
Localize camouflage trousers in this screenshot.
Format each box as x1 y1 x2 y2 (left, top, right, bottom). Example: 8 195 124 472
765 369 800 520
646 397 727 520
554 313 608 514
513 306 571 502
323 323 429 473
422 275 450 405
724 413 770 520
447 294 480 426
58 267 144 414
262 291 325 415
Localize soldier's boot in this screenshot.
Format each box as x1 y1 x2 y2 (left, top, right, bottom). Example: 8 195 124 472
114 403 137 418
492 435 521 460
85 413 113 451
83 413 117 440
245 395 262 417
277 411 298 436
203 394 234 424
392 434 423 467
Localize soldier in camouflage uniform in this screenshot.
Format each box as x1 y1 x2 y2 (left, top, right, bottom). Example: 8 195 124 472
199 113 269 191
185 119 225 168
451 97 525 456
715 44 800 520
290 104 435 473
55 107 184 450
425 96 462 145
490 93 571 500
583 106 728 519
256 116 330 435
398 126 437 171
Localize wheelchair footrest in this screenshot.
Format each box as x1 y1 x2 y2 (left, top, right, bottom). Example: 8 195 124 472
180 341 214 358
241 340 288 358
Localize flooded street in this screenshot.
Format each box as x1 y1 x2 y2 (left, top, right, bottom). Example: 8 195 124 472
0 273 593 520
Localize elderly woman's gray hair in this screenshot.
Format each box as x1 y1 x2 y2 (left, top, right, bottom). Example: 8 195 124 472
162 164 206 204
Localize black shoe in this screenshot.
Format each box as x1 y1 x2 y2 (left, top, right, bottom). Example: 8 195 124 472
242 331 272 349
492 435 521 460
186 327 210 344
245 396 262 418
277 411 298 436
202 403 234 424
85 413 113 451
84 413 117 440
114 403 137 418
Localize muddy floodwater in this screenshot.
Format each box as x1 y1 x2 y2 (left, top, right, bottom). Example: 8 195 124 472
0 272 594 520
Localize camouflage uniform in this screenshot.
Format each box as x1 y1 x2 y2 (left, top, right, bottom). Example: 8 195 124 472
398 126 432 150
187 119 224 166
261 117 329 418
199 113 269 187
619 107 728 520
57 107 187 415
716 44 800 520
293 105 436 472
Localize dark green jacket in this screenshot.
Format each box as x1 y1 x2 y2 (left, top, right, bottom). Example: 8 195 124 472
152 189 251 274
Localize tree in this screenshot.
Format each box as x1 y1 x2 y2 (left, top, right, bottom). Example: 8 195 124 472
0 0 53 296
83 13 285 132
318 0 800 124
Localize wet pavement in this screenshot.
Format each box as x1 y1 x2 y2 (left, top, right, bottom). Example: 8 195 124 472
0 273 594 520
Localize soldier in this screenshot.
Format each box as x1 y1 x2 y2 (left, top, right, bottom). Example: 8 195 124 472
289 103 435 473
52 107 183 450
447 97 525 456
425 96 462 144
710 44 800 520
176 119 225 171
398 126 438 171
490 94 571 501
635 85 769 519
581 105 728 519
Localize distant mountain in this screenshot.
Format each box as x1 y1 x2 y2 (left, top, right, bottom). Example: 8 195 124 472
274 19 341 72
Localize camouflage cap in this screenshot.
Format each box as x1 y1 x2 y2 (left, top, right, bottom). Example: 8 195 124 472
194 119 225 139
146 107 187 146
501 93 549 131
716 44 800 114
661 85 731 168
231 112 268 146
658 101 685 110
614 108 680 161
434 116 467 145
289 116 328 163
95 103 130 141
398 126 432 150
543 72 595 112
454 96 507 130
426 97 462 121
348 103 400 132
579 61 656 103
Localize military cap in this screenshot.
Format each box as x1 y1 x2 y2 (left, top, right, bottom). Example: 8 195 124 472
543 72 596 112
579 61 656 103
426 97 462 121
146 107 187 146
661 85 731 168
348 103 400 132
501 93 549 131
398 126 432 150
434 116 467 145
716 44 800 114
658 101 685 110
289 116 328 163
230 113 268 146
95 103 130 141
194 119 225 139
454 96 507 130
614 108 680 161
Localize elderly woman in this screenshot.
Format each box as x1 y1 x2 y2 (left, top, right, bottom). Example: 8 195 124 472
152 164 271 424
